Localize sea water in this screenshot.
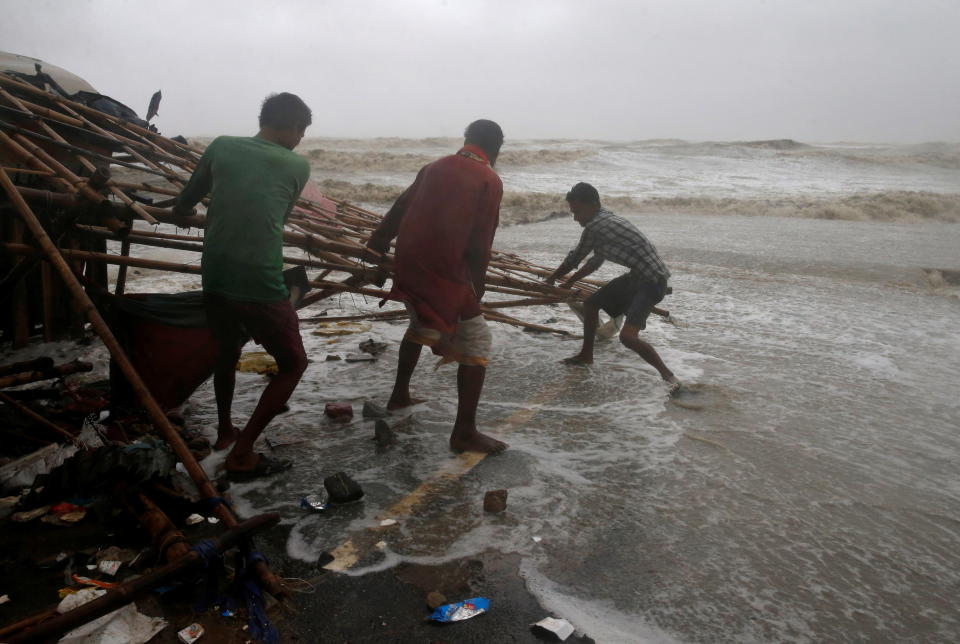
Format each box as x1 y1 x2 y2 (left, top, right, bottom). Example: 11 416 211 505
57 138 960 641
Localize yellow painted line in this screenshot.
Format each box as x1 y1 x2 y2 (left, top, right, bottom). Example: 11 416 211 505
324 373 575 572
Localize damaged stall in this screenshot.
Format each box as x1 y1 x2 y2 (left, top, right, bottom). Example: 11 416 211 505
0 52 650 641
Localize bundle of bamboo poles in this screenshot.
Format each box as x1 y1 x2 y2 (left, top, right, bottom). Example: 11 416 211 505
0 69 620 344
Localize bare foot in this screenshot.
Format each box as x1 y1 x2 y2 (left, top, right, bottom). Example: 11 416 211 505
214 425 241 451
562 354 593 366
387 396 426 411
450 430 508 454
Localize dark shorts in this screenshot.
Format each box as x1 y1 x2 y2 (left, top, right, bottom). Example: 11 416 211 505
204 293 306 371
586 273 668 330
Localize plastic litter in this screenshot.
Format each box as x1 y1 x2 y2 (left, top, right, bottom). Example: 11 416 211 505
379 518 397 527
531 616 576 641
98 560 122 576
430 597 490 622
300 492 329 512
177 622 204 643
236 351 278 375
57 587 167 644
185 513 204 525
0 594 9 605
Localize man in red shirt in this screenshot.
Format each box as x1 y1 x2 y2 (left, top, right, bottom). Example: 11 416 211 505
367 120 506 453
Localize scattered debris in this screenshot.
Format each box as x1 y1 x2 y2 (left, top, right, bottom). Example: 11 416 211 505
0 594 9 605
324 471 364 504
236 352 278 375
344 353 376 362
531 616 576 641
358 339 389 356
325 354 343 361
312 321 373 336
97 559 122 576
532 536 543 543
426 591 447 610
11 505 50 522
300 492 330 512
430 597 491 623
324 402 354 421
58 510 87 524
379 518 397 527
185 513 205 525
373 419 397 447
362 400 390 419
177 622 205 643
483 489 508 513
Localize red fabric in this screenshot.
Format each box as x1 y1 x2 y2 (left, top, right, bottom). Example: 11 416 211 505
125 321 218 409
370 145 502 336
292 181 338 220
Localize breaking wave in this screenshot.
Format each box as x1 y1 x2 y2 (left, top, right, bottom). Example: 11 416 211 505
299 143 593 173
313 179 960 226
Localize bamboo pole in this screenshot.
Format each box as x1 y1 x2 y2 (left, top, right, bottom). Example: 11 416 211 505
0 167 287 598
115 238 130 295
0 357 54 378
1 243 202 275
0 88 158 224
41 261 56 340
0 74 205 157
0 359 92 389
0 391 83 447
9 217 30 347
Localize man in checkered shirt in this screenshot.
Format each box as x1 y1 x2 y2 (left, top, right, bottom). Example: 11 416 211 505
546 182 681 392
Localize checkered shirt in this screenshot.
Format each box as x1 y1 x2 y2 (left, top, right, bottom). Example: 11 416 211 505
558 209 670 282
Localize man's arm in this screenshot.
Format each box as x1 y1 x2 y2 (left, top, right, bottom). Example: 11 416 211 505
560 254 604 288
366 167 425 256
172 140 216 217
546 228 598 285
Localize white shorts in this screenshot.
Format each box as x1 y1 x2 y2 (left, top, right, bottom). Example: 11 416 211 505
404 304 492 367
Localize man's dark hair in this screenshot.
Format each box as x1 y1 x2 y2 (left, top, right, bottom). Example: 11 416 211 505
259 92 312 131
464 119 504 157
566 182 601 205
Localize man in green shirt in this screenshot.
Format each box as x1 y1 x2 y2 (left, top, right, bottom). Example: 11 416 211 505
173 92 311 480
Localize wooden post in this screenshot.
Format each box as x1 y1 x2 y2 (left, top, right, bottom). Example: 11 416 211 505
115 238 130 295
10 217 30 347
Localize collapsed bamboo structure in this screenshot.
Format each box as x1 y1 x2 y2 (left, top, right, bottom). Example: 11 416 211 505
0 68 646 349
0 64 671 638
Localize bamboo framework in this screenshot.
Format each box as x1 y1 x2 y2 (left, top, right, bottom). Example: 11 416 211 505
0 70 616 347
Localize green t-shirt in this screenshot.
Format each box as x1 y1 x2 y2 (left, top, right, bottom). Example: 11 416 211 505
175 135 310 302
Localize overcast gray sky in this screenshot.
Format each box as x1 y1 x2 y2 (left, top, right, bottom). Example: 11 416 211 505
3 0 959 142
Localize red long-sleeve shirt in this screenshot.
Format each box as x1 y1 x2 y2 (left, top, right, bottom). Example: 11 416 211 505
368 145 502 335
